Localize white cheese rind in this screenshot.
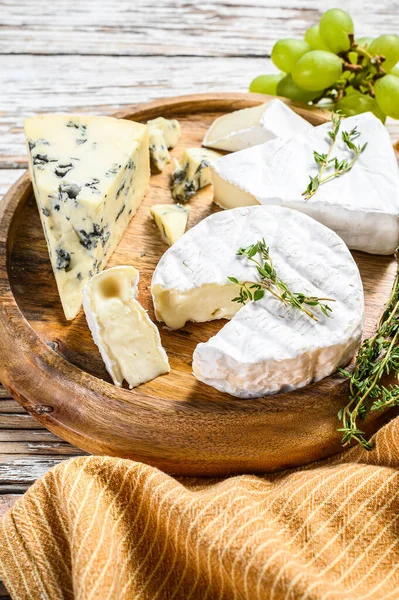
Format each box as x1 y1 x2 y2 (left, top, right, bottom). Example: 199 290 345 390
152 205 364 398
171 148 222 203
211 112 399 255
203 99 313 152
83 266 170 389
150 204 190 245
24 114 150 320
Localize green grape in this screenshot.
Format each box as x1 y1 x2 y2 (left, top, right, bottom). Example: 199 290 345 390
319 9 354 54
276 74 322 103
369 35 399 71
249 73 285 95
337 91 386 122
292 51 343 91
356 37 374 49
375 74 399 119
271 38 311 73
391 63 399 77
304 25 329 51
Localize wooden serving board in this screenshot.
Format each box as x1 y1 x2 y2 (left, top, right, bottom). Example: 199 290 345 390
0 93 397 476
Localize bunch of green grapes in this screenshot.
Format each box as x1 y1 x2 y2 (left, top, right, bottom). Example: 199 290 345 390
250 9 399 121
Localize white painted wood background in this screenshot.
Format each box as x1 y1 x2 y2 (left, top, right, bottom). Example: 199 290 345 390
0 4 398 587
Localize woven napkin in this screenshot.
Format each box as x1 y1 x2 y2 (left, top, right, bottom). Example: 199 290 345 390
0 416 398 600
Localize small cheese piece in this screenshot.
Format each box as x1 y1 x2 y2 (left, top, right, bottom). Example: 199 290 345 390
171 148 222 203
24 114 149 320
211 112 399 255
147 117 181 172
202 99 312 152
150 204 190 245
83 266 170 389
152 206 364 398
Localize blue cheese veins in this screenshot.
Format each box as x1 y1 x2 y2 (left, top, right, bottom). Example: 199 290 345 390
171 148 221 203
147 117 181 173
24 114 150 320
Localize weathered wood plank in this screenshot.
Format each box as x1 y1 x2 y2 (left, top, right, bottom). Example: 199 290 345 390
0 387 13 399
0 494 19 517
0 400 26 413
0 455 68 484
0 55 270 163
0 442 85 455
0 171 24 200
1 55 398 167
0 0 396 57
0 415 45 429
0 429 67 442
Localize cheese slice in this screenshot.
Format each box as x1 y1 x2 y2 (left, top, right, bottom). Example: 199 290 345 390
24 114 149 320
83 266 170 388
202 99 313 152
152 206 364 398
147 117 181 172
150 204 190 245
171 148 221 203
211 112 399 255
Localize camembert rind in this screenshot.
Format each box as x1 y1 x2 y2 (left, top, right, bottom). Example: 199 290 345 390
25 114 150 320
83 266 170 389
211 112 399 255
152 205 364 398
202 99 313 152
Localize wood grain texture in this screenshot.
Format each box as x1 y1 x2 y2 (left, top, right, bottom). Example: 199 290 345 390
0 0 398 488
0 93 397 477
0 0 397 57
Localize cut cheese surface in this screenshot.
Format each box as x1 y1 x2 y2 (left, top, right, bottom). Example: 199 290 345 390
171 148 222 203
211 112 399 255
83 266 170 389
202 99 313 152
150 204 190 245
152 206 364 398
24 114 149 320
147 117 181 172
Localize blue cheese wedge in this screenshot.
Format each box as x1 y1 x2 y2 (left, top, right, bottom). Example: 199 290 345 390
83 266 170 388
171 148 221 203
211 112 399 255
202 99 312 152
147 117 181 172
150 204 190 245
152 206 364 398
24 114 150 320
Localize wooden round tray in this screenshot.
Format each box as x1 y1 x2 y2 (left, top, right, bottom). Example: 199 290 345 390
0 93 396 476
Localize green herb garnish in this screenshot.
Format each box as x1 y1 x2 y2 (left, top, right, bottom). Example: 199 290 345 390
229 239 334 322
338 252 399 450
303 112 367 200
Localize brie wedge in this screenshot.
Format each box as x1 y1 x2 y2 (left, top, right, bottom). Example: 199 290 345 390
150 204 190 245
147 117 181 172
25 114 149 320
83 266 170 388
202 99 313 152
152 206 364 398
211 112 399 255
171 148 221 203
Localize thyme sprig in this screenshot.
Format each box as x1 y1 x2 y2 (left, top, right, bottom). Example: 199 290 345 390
303 112 367 200
228 239 334 322
338 253 399 450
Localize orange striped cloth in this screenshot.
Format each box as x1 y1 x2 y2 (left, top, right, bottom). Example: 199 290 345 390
1 418 399 599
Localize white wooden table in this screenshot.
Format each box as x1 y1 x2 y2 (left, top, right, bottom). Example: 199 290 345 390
0 2 398 594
